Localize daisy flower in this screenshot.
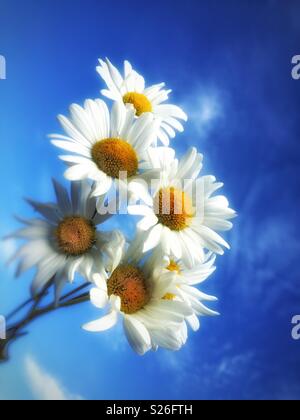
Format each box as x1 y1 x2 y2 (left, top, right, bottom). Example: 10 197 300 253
82 233 192 355
149 251 219 333
8 180 118 299
97 58 187 146
128 147 236 268
49 99 159 197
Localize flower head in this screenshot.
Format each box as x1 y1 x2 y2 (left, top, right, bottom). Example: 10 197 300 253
8 180 118 299
83 233 192 355
97 58 187 146
129 147 236 267
49 100 159 197
149 250 219 332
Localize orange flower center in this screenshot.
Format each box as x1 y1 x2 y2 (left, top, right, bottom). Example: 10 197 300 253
56 216 96 256
154 187 195 231
91 138 138 179
123 92 153 116
107 265 150 314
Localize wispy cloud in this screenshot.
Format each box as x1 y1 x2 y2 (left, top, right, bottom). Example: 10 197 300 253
214 351 255 380
24 355 84 400
182 86 225 139
227 166 300 313
155 339 258 399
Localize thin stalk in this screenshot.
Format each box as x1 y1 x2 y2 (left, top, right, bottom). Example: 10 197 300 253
5 289 50 322
0 282 90 363
59 282 90 302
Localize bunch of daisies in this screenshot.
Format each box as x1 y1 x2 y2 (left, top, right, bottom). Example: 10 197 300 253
8 59 235 356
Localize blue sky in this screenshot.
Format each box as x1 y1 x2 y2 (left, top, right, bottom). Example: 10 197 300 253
0 0 300 400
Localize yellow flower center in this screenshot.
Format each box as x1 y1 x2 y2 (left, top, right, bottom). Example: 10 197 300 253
162 260 180 301
107 265 150 314
55 216 96 256
167 260 181 274
91 138 138 179
154 187 195 231
123 92 153 116
163 293 176 301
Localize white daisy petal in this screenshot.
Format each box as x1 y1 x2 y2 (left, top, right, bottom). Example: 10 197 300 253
146 147 176 172
120 104 136 139
26 199 61 223
124 60 133 78
10 179 115 300
66 256 84 283
193 300 219 317
97 59 123 99
154 104 188 121
163 117 184 132
127 181 154 206
127 205 155 217
149 328 183 351
123 316 151 355
110 101 125 137
187 314 200 332
57 114 91 147
143 83 165 98
132 70 145 92
92 176 113 197
110 295 121 312
137 215 158 231
69 103 96 144
82 310 118 332
52 179 72 214
96 58 187 145
100 88 118 100
160 122 176 138
140 306 183 324
12 239 53 276
128 113 152 147
95 99 110 138
90 287 108 308
31 254 66 296
92 273 108 292
169 231 182 259
157 128 170 146
84 99 107 141
176 147 197 180
64 164 92 181
51 140 91 157
192 224 230 253
143 224 163 253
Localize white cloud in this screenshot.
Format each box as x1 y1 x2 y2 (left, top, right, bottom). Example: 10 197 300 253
216 351 254 379
24 355 84 401
183 87 224 138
